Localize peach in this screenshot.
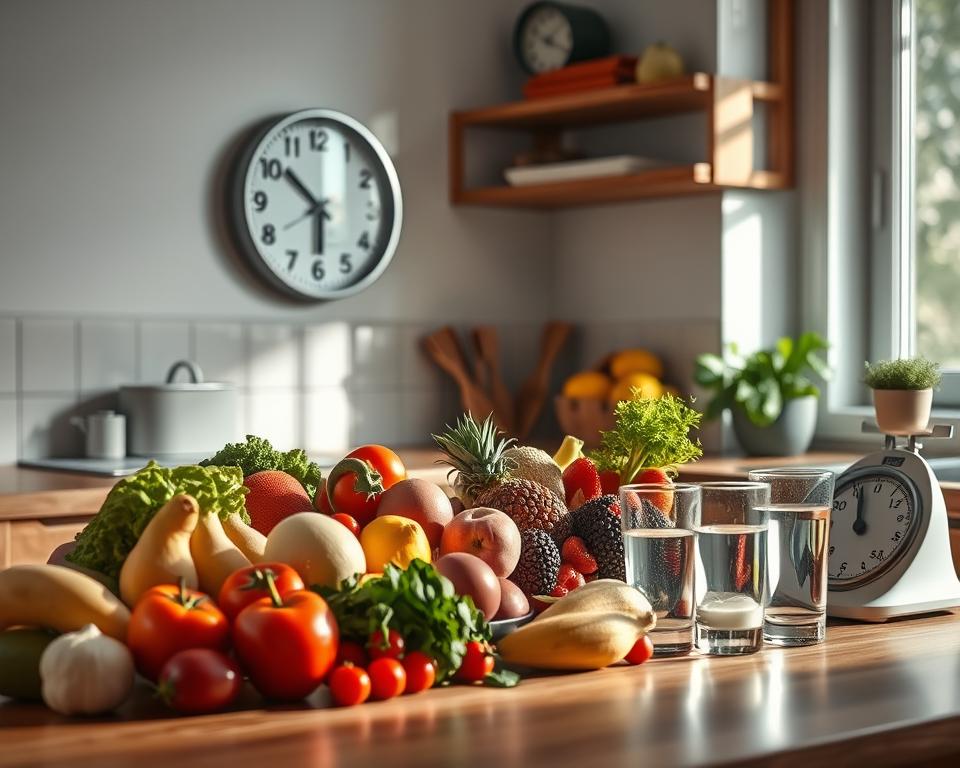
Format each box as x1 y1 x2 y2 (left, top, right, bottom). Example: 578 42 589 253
376 478 454 549
440 507 521 578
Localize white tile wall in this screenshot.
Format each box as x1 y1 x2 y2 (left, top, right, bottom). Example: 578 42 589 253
303 323 352 389
79 320 137 395
21 318 76 394
194 323 247 387
20 395 79 459
350 390 402 447
246 390 301 451
0 320 16 394
399 324 448 391
303 387 351 455
0 398 17 463
139 321 191 383
350 325 400 393
248 324 300 389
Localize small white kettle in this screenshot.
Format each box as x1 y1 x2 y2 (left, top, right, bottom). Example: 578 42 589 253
70 410 126 460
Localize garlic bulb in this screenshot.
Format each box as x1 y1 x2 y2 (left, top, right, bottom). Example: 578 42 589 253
39 623 135 715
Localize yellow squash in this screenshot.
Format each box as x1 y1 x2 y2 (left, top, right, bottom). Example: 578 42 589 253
0 565 130 642
191 511 251 597
222 512 266 563
119 494 199 607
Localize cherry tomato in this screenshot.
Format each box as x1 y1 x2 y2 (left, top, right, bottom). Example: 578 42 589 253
367 628 405 660
331 445 406 527
128 583 229 681
624 635 655 665
401 651 436 694
456 641 494 683
335 640 369 668
233 584 339 701
157 648 242 714
218 563 304 621
328 664 371 707
368 657 406 700
331 513 361 537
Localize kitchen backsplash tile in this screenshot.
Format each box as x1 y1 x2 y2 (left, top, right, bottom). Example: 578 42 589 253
0 398 17 463
79 320 137 395
20 395 80 459
303 387 351 456
350 325 400 393
350 390 401 447
248 324 300 389
193 323 247 387
303 322 352 389
0 320 15 394
138 321 191 383
399 324 448 391
21 318 77 394
246 390 301 451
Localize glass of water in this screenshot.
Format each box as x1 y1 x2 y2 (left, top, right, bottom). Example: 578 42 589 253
695 482 771 655
747 467 835 646
620 483 701 656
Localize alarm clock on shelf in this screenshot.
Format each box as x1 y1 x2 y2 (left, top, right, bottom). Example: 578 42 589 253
513 1 610 74
827 421 960 621
230 108 402 301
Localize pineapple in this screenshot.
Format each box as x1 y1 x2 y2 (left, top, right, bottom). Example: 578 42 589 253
432 413 516 506
476 479 570 545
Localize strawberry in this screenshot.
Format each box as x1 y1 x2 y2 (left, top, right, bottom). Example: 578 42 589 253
557 563 586 592
633 467 675 513
562 458 602 507
599 470 621 496
550 583 569 598
561 536 598 575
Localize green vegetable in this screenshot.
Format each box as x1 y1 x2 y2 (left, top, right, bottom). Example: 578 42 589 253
592 393 703 484
864 357 942 390
695 332 830 427
67 462 248 579
0 628 58 701
316 559 503 684
200 434 323 498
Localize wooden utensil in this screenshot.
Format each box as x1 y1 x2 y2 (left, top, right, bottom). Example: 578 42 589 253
514 321 573 440
472 326 514 434
422 327 502 428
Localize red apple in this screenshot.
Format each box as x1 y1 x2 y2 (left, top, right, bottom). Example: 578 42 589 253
440 507 521 578
376 478 454 549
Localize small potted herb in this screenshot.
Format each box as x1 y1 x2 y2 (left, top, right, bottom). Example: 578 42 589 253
694 332 829 456
864 357 942 435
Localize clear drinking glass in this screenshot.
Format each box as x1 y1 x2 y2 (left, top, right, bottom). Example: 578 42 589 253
620 483 701 656
747 467 835 646
694 482 771 655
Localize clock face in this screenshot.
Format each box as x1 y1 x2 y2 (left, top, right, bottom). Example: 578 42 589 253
519 5 573 73
235 109 402 300
828 468 920 588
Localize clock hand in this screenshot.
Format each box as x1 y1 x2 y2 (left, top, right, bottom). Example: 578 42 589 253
285 198 332 231
312 200 331 255
284 168 319 207
852 491 867 535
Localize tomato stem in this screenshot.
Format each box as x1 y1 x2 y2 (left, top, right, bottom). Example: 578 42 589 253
324 457 385 514
264 570 285 608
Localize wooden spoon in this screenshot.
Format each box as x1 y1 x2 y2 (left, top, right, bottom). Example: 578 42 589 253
422 327 501 427
472 326 514 434
514 321 573 440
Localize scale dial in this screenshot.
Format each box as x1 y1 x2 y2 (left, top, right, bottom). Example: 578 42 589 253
828 467 921 589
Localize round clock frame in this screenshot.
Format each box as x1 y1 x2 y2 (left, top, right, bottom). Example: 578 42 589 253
229 108 403 301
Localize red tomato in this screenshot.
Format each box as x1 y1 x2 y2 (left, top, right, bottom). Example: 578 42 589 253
329 664 371 707
368 657 406 700
218 563 305 621
401 651 436 694
624 635 655 665
127 583 229 681
456 641 494 683
157 649 243 714
331 513 361 537
335 640 369 668
314 479 333 514
331 445 406 527
367 628 405 660
233 590 339 701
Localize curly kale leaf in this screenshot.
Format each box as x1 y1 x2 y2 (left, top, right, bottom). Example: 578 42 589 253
200 434 323 498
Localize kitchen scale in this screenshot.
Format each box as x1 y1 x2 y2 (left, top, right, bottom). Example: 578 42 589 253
827 421 960 621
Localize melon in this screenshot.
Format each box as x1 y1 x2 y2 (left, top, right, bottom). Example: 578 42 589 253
243 470 313 535
264 512 366 588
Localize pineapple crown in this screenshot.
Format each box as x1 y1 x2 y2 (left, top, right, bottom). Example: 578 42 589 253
432 412 517 500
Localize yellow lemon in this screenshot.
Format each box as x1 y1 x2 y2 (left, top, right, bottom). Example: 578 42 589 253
608 372 663 404
562 371 612 400
609 349 664 380
361 515 431 572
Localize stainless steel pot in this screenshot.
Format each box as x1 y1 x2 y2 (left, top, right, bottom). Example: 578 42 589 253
119 360 238 457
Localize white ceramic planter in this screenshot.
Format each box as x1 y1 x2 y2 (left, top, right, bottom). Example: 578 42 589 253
872 388 933 435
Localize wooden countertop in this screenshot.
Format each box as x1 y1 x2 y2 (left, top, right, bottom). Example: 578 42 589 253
3 611 960 767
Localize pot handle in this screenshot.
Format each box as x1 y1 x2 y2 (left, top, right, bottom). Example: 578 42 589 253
165 360 205 384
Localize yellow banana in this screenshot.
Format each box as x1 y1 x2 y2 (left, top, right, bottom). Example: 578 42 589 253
552 435 585 471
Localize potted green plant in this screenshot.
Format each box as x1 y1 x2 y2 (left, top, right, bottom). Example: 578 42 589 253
864 357 942 435
695 332 830 456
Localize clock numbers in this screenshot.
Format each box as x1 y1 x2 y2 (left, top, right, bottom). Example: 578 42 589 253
253 191 268 212
262 224 275 245
286 250 298 271
357 232 369 250
260 158 282 180
359 169 372 189
309 129 328 151
312 260 324 281
340 254 352 274
284 135 301 158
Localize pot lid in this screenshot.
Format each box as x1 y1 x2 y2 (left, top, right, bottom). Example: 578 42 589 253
120 359 235 391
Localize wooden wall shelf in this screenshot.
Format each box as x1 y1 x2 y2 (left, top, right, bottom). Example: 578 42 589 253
449 0 794 209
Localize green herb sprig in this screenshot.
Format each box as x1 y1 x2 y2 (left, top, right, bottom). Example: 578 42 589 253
864 357 942 390
591 393 703 483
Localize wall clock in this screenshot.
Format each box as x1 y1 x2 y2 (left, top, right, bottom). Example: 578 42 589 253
513 1 610 74
827 423 960 621
231 109 402 300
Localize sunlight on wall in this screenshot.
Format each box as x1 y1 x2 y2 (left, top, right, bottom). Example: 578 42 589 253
721 196 764 354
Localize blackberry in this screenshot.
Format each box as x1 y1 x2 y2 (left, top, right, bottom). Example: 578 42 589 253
570 495 626 581
509 528 561 596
